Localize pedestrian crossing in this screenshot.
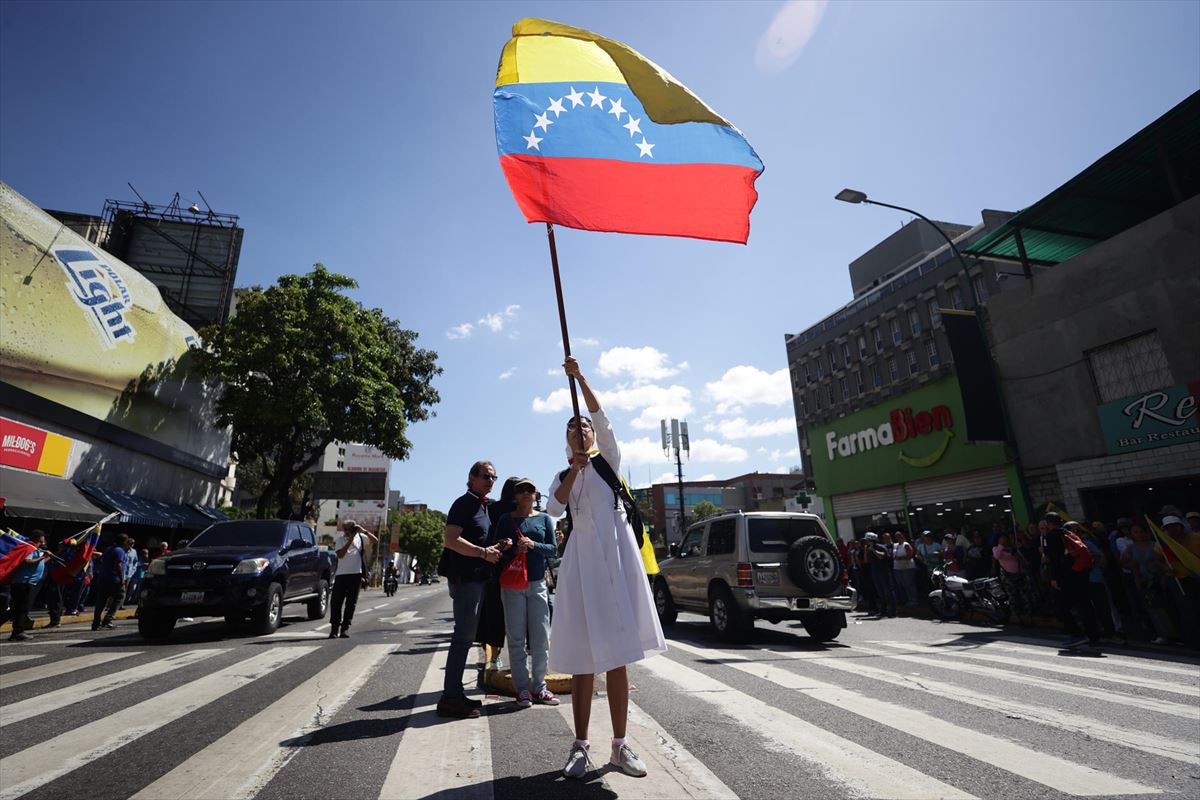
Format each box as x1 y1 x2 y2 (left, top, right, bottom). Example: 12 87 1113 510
0 627 1195 799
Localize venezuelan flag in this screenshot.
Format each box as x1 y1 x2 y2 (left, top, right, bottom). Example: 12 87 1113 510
494 19 764 244
0 530 36 584
51 527 99 584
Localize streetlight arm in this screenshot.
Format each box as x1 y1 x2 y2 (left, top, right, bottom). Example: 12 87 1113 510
861 199 978 307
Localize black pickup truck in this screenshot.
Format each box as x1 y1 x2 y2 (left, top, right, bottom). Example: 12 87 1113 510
137 520 337 639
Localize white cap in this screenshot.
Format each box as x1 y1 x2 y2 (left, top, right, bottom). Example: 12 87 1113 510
1162 515 1185 527
864 531 878 541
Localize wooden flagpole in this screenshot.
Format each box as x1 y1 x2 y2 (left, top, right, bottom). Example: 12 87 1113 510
545 223 587 454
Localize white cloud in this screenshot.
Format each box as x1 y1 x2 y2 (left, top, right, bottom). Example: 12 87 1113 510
498 368 516 380
531 383 692 428
712 415 796 440
620 437 672 466
597 346 679 383
689 438 748 463
637 471 677 488
677 361 690 370
765 446 800 461
755 0 828 74
577 337 600 347
479 304 520 333
446 323 473 340
705 366 791 415
547 368 561 376
694 473 718 482
532 388 571 413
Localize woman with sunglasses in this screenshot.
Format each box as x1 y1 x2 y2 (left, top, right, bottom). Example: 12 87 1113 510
496 477 560 708
548 357 666 780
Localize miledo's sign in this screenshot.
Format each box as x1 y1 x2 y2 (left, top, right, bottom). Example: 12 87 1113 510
810 377 1008 496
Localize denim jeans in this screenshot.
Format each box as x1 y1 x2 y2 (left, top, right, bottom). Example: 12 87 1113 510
894 568 919 607
501 579 550 694
444 578 485 698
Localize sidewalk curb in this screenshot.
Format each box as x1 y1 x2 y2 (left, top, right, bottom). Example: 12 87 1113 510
1 607 138 634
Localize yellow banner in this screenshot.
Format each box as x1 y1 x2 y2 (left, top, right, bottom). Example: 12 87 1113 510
1147 516 1200 578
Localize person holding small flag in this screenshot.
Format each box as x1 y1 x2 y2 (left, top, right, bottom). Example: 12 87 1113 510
4 531 51 641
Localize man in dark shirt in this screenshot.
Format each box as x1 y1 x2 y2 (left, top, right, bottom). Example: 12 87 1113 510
1043 512 1100 649
93 534 129 631
437 461 503 719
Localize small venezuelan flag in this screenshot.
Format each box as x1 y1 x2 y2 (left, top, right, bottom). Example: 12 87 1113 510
494 18 764 244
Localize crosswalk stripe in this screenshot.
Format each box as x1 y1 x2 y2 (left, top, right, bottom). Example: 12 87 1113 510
0 648 228 728
872 640 1199 697
639 654 975 799
863 642 1200 720
761 643 1200 767
670 640 1160 797
132 644 394 800
0 654 43 666
379 645 493 800
976 638 1200 678
0 646 315 800
0 651 139 691
553 692 739 798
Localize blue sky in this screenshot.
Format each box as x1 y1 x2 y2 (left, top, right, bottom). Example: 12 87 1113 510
2 1 1197 513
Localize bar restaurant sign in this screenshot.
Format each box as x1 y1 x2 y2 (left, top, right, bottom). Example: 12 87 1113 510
1097 382 1199 455
809 377 1008 496
0 417 73 477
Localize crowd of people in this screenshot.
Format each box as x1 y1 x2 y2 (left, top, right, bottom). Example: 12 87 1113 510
841 508 1200 649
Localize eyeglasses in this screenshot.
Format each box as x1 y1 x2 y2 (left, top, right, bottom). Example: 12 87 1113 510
566 420 592 430
476 474 498 481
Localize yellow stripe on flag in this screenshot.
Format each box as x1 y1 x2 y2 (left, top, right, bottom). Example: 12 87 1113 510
1147 516 1200 577
500 36 623 86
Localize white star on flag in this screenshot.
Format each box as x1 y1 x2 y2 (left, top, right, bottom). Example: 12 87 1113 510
587 86 607 107
636 137 655 158
607 97 625 120
566 87 585 108
524 130 543 150
546 97 566 117
534 112 554 132
623 116 642 137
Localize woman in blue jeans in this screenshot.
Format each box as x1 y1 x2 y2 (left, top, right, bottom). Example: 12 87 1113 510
497 477 560 708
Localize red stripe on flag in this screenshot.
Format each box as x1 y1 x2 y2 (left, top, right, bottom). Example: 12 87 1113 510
499 154 760 244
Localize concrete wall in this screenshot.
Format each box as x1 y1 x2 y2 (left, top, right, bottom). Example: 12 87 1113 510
1055 440 1200 517
988 194 1200 471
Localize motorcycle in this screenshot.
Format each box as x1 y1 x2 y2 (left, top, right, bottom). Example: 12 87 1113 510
383 575 399 596
928 568 1010 625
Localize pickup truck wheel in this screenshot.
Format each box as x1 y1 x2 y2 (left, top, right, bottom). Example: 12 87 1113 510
307 579 329 620
138 611 176 640
786 536 842 596
801 610 845 642
251 583 283 635
654 578 678 626
709 586 752 642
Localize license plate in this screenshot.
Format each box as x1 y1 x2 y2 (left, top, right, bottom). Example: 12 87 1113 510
180 591 205 604
755 570 780 586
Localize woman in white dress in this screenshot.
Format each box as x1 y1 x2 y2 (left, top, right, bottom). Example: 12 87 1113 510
547 357 666 779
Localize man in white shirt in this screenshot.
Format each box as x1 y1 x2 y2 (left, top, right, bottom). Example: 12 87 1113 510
330 519 378 639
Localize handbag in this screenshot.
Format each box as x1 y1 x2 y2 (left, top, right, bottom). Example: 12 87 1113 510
498 518 529 591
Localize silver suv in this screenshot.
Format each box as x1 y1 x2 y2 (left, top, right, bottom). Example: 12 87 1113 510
653 511 855 642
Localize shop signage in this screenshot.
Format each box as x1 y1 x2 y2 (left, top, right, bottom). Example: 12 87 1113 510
0 417 73 477
1097 382 1199 455
343 444 390 473
809 377 1008 496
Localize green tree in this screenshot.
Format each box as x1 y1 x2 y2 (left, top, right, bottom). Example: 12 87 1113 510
195 265 441 519
391 509 447 574
692 500 722 521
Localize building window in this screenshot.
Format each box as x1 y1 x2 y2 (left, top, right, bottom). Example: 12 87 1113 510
927 297 941 327
802 361 811 382
926 338 940 366
826 384 835 406
890 317 903 344
814 388 821 411
872 326 884 351
798 394 807 415
842 342 852 363
908 308 921 335
816 357 825 378
830 351 838 371
854 369 864 394
871 362 881 387
972 274 989 304
950 286 963 309
907 349 919 375
887 358 899 382
858 335 868 358
337 460 344 469
1087 331 1174 403
839 376 848 400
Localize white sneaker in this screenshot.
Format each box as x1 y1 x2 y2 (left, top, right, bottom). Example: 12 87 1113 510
610 743 647 777
563 742 592 779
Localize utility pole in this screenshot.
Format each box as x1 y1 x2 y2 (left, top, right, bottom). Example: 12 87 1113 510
661 418 690 544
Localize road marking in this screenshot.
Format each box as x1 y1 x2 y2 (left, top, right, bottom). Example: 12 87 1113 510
407 628 452 636
132 644 394 799
0 638 89 646
974 638 1200 679
382 611 421 626
0 654 43 666
872 640 1199 698
764 644 1200 766
379 645 493 800
639 654 975 799
671 640 1160 797
0 648 228 727
0 646 314 800
555 693 738 799
0 651 139 690
866 642 1200 718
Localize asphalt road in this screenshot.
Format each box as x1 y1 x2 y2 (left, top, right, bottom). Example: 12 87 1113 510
1 585 1197 800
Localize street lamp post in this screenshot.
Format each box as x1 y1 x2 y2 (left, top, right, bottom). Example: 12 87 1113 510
835 188 979 308
661 418 689 543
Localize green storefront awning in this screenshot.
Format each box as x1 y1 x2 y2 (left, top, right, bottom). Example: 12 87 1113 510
965 91 1200 269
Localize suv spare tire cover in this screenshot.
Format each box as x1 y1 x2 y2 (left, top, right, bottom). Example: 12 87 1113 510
786 535 843 595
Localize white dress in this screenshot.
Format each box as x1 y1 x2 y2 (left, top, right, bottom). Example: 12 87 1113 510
547 409 667 675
